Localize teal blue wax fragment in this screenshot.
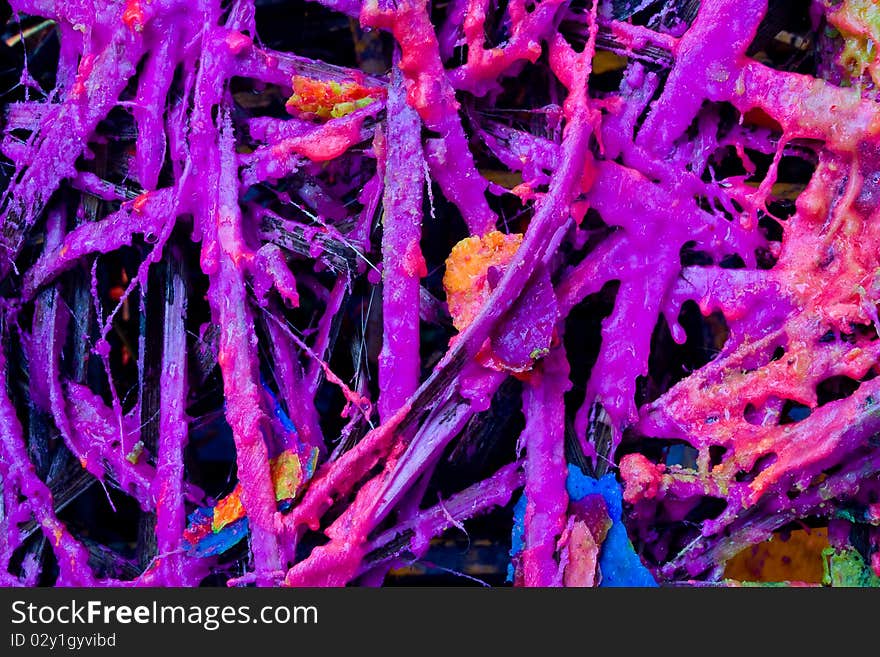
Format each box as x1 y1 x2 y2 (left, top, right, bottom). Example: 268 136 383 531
508 465 658 587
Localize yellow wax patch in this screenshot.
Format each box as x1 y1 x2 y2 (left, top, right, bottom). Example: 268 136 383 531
212 486 246 533
270 450 304 502
724 527 829 583
443 231 523 332
593 51 627 75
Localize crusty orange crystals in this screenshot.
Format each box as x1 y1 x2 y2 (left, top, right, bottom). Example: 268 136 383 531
442 230 523 332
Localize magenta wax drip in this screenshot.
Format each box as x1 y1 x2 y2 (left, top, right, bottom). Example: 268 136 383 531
2 0 880 588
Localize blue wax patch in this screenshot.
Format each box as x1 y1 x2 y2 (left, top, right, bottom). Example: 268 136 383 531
508 496 526 583
183 507 249 558
260 378 300 436
271 392 299 435
508 465 658 587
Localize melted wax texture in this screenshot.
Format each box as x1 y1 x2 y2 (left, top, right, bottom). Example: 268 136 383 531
1 0 879 587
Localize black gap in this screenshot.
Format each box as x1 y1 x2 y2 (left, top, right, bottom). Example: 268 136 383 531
680 240 713 266
719 253 746 269
441 378 524 500
703 145 748 182
709 445 728 468
679 301 728 372
683 497 728 524
563 280 621 412
589 62 626 95
295 528 332 565
767 198 797 220
816 375 860 407
779 399 811 424
560 224 618 275
663 442 699 468
756 246 779 270
818 329 837 343
230 78 291 120
627 1 664 26
616 435 696 468
734 452 778 483
745 0 816 75
254 0 357 67
57 485 143 568
451 44 469 68
715 102 744 142
385 502 516 586
640 303 729 407
777 155 817 185
759 213 784 241
489 58 558 112
744 149 773 184
641 314 676 407
849 523 872 565
712 198 737 223
185 395 237 501
484 0 512 49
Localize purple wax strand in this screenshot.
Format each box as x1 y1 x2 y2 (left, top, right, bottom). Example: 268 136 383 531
378 64 424 421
